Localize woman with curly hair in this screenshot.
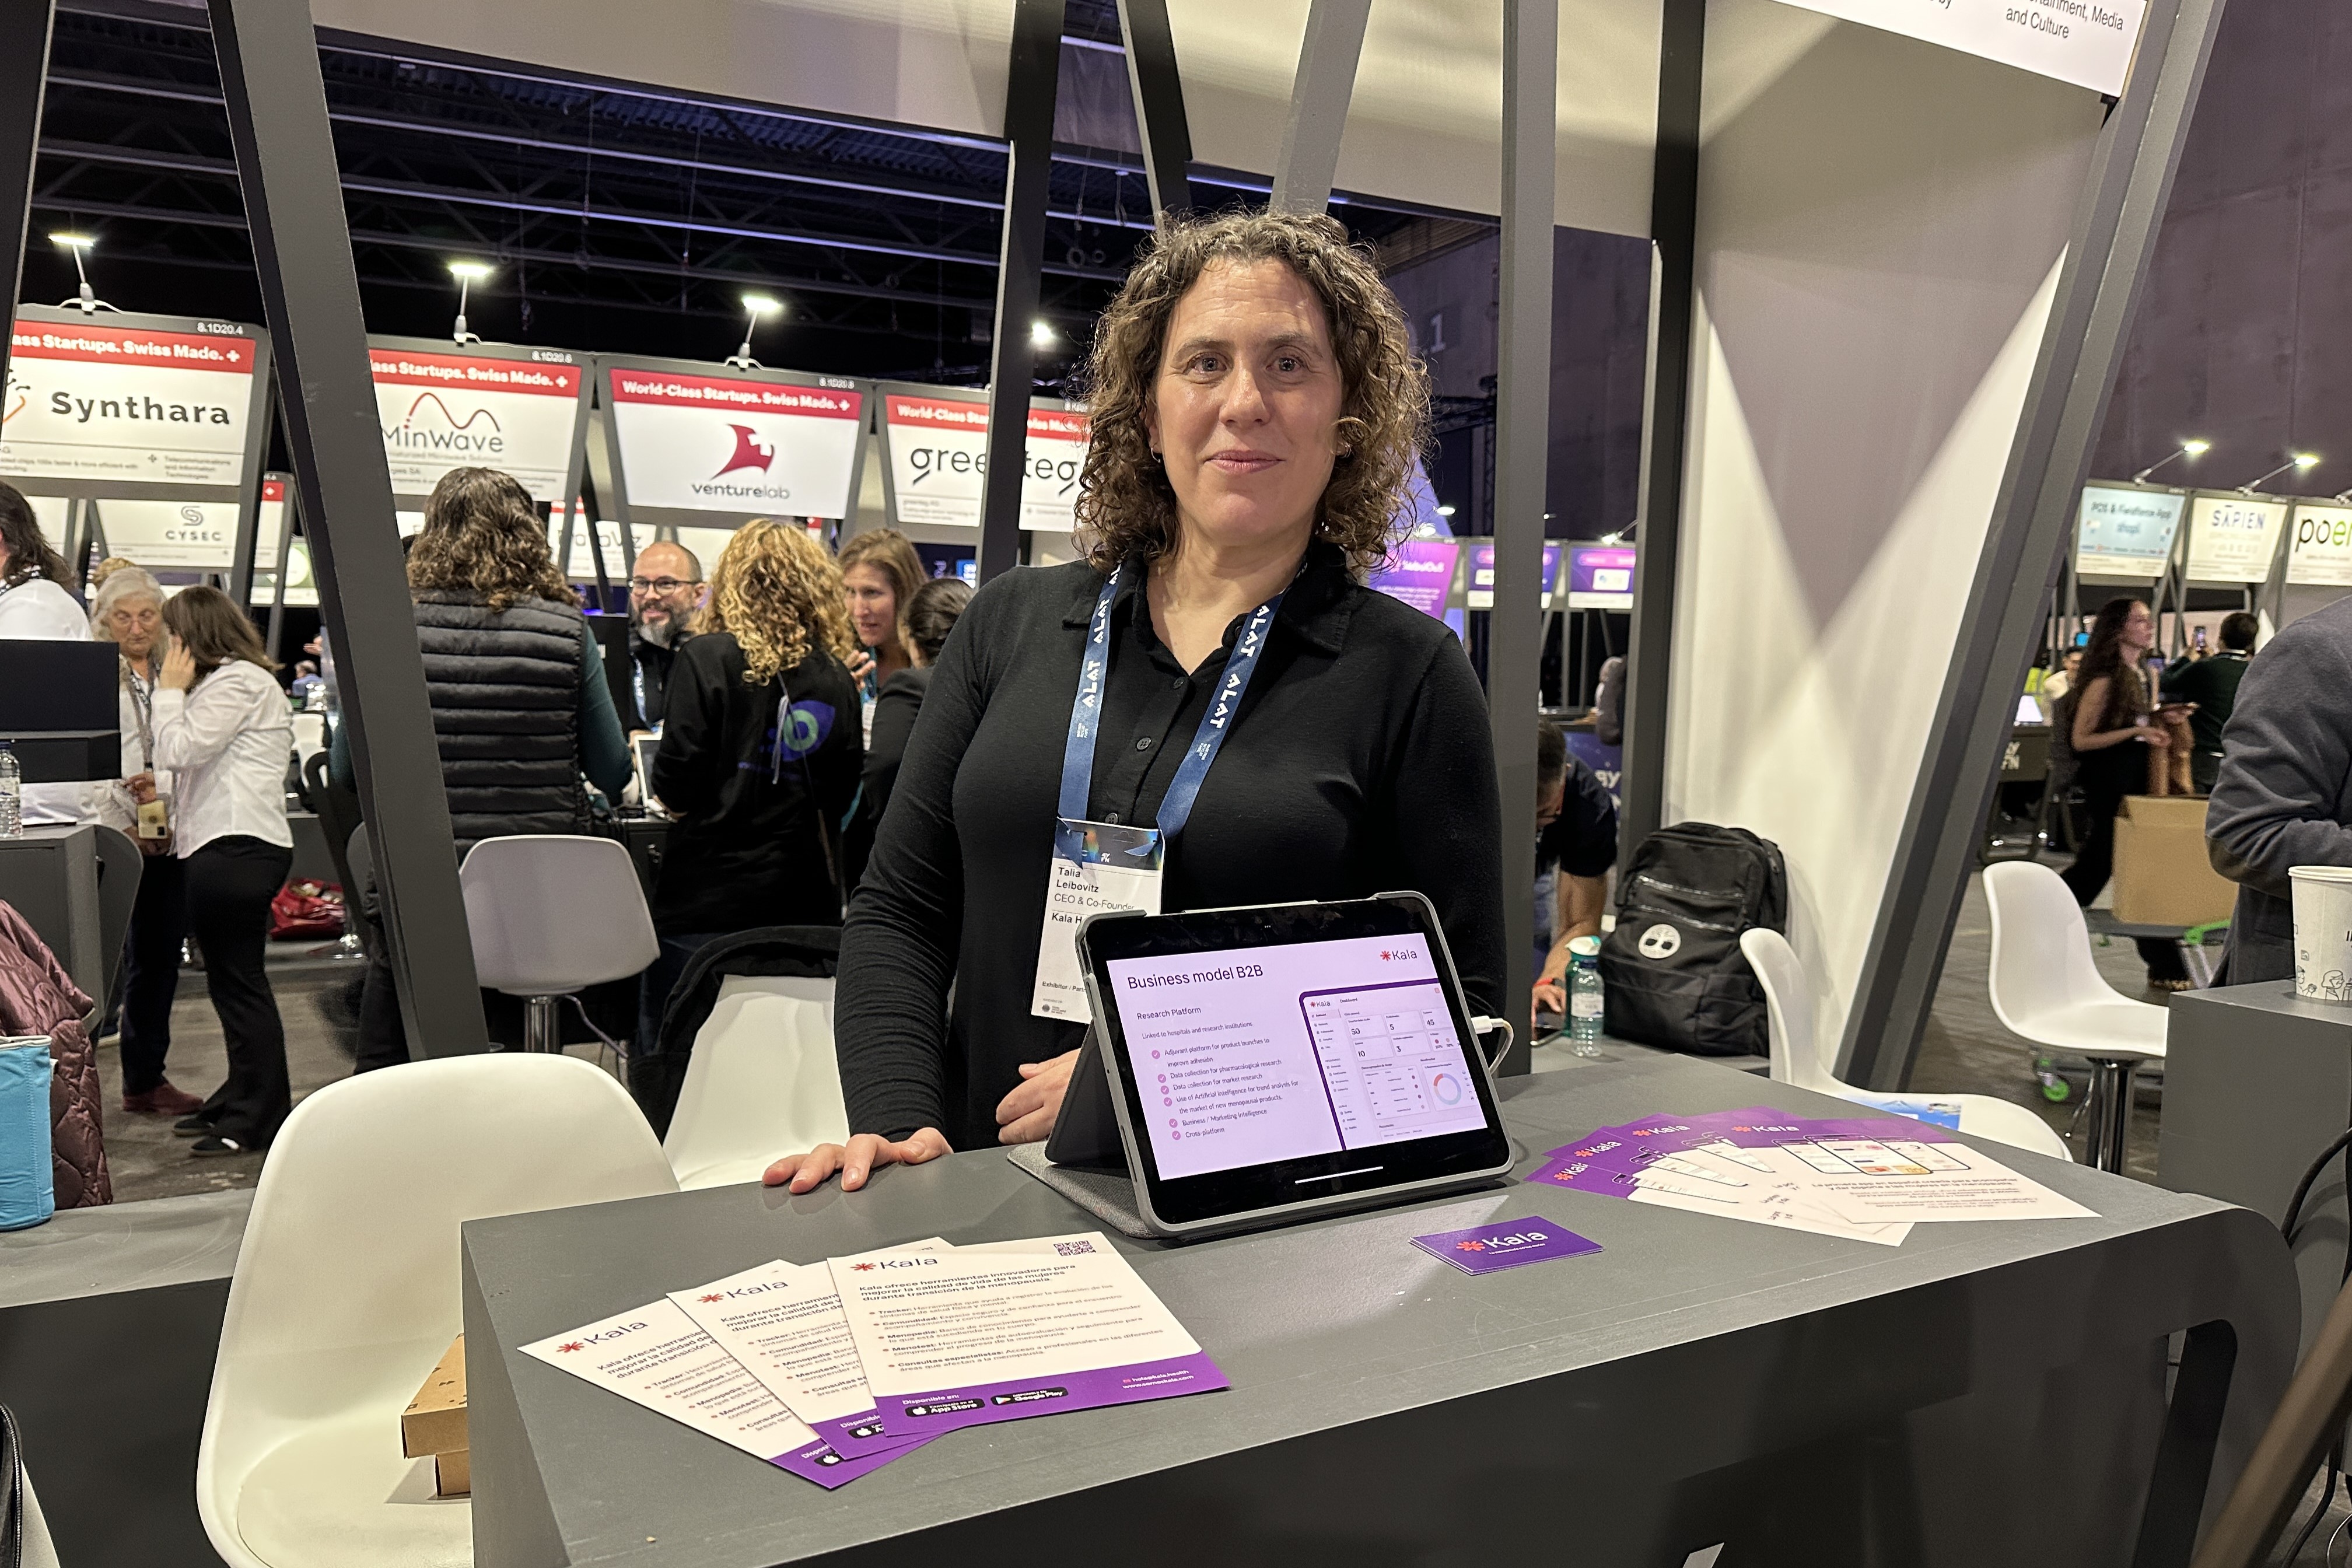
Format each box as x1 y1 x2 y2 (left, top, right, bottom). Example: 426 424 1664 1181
640 519 863 1055
332 466 631 1070
769 209 1507 1193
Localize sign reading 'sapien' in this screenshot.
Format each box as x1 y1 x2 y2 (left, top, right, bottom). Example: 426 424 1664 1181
1775 0 2146 96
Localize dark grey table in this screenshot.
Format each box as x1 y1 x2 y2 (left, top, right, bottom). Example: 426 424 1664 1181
464 1055 2294 1568
2161 979 2352 1359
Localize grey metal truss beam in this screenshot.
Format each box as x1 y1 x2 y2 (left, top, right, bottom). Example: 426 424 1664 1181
1840 0 2230 1091
1618 0 1703 865
1270 0 1371 216
1488 0 1558 1078
0 0 57 396
1116 0 1194 225
978 0 1067 583
206 0 489 1059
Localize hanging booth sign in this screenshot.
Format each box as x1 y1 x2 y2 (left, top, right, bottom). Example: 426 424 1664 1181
598 356 867 530
1564 545 1638 610
369 337 590 508
547 500 641 583
2183 493 2288 583
2074 484 2185 578
1366 539 1460 620
1465 541 1563 608
2286 502 2352 587
88 498 240 569
249 477 293 606
876 383 1090 533
1773 0 2147 96
4 304 270 503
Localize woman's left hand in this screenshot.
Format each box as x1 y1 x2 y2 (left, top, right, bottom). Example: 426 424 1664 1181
995 1049 1080 1144
159 636 197 692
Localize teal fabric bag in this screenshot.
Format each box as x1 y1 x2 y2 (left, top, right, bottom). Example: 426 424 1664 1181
0 1037 53 1231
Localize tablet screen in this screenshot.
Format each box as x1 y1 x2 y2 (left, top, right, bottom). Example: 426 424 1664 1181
1105 932 1489 1181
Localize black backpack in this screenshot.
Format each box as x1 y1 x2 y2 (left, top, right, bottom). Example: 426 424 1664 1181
1600 822 1787 1056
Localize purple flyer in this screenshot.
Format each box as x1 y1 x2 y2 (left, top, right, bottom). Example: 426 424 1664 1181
774 1432 931 1488
1410 1216 1602 1275
820 1352 1229 1446
1367 538 1460 620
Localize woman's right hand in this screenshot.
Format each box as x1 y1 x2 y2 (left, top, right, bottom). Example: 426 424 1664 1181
763 1129 951 1194
844 648 876 684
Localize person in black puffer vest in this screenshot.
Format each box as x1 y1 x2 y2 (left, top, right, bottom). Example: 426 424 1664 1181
332 467 631 1071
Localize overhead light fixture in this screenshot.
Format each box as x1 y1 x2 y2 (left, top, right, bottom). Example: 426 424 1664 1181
1600 531 1623 546
1031 319 1058 348
50 231 114 315
2238 452 2321 494
447 260 492 345
726 293 784 370
1434 504 1455 517
2132 439 2210 484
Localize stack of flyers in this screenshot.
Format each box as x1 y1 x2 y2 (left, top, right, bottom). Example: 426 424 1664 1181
521 1231 1225 1489
1526 1107 2094 1247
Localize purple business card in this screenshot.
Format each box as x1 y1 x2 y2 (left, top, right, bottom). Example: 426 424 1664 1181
1412 1217 1603 1275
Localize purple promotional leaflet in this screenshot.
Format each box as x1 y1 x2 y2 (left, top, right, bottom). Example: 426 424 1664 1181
517 1296 918 1489
824 1231 1227 1445
1411 1216 1602 1275
1366 538 1460 620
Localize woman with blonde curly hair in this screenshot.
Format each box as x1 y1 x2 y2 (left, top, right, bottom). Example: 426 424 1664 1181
771 209 1507 1194
640 519 863 1065
333 466 632 1071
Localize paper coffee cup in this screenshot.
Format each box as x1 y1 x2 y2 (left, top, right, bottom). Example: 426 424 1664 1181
2290 866 2352 1003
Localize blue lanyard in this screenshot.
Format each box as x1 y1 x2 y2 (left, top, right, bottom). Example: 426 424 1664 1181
1058 562 1285 842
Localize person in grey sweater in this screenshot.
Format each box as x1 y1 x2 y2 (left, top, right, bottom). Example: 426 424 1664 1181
2205 594 2352 983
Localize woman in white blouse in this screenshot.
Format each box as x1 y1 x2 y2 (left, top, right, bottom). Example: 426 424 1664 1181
0 482 96 826
153 585 295 1156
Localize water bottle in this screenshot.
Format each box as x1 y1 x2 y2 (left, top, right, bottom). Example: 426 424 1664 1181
1567 935 1604 1055
0 745 20 840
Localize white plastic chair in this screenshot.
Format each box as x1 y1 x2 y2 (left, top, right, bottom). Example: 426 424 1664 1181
459 836 659 1055
1982 860 2168 1173
663 974 850 1190
1738 928 2072 1163
197 1054 678 1568
21 1465 61 1568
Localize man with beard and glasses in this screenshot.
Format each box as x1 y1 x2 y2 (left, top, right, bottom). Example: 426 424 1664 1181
627 540 707 731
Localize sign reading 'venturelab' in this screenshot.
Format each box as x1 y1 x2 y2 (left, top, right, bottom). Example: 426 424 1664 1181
2183 494 2288 584
2 311 262 495
370 341 586 505
881 389 1090 533
606 365 864 522
1776 0 2147 96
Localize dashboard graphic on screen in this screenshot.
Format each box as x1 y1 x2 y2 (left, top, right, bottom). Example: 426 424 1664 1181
1104 935 1486 1181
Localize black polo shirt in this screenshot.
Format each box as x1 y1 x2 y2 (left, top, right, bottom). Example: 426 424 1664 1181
1539 756 1618 880
835 540 1508 1147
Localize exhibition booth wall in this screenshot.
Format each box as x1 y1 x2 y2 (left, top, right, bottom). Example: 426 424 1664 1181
1661 2 2106 1066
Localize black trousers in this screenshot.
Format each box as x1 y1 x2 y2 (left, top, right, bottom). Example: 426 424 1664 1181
2058 768 2189 984
117 850 188 1096
186 836 293 1145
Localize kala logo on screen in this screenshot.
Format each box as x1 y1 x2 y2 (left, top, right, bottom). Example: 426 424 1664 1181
386 393 505 456
715 424 774 478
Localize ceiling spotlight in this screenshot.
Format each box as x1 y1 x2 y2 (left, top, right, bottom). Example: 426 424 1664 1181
1031 320 1058 348
727 293 785 369
2133 439 2211 484
50 232 112 315
1434 505 1456 517
2239 452 2323 494
447 260 492 345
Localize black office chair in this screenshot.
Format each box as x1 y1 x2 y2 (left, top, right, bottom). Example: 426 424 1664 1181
301 751 366 961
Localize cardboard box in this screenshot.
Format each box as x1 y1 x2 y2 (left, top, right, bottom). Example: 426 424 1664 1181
2112 794 2237 928
401 1336 468 1460
434 1449 470 1499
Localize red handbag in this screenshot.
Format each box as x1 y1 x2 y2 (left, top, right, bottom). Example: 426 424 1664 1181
269 880 346 940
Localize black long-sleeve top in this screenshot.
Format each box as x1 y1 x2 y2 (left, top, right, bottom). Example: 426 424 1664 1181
834 540 1507 1148
650 632 862 936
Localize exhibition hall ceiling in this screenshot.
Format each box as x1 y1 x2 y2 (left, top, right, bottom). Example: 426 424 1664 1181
24 1 1459 382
